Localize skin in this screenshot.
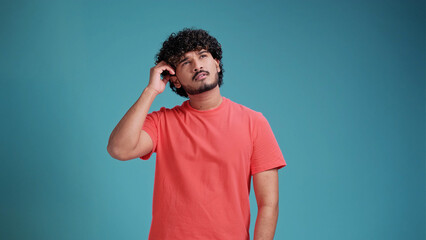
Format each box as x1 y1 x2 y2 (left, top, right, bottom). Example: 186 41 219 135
152 49 223 111
253 168 280 240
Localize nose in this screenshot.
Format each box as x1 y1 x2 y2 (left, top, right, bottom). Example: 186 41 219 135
192 58 203 72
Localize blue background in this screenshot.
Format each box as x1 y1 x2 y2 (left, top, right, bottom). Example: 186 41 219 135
1 0 424 239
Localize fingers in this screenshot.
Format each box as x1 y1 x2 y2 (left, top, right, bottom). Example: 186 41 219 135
156 61 175 75
162 73 177 81
162 74 169 81
162 75 170 85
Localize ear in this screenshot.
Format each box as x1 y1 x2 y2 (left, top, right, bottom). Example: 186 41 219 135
170 76 181 88
215 59 221 72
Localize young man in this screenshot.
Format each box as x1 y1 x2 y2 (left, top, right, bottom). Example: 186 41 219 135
107 28 287 240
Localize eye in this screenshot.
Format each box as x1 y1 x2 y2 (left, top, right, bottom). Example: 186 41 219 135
201 54 207 58
182 61 189 66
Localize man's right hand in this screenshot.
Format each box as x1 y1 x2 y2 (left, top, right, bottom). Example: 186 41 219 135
147 61 177 95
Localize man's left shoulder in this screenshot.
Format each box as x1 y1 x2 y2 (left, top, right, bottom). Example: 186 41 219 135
227 97 263 117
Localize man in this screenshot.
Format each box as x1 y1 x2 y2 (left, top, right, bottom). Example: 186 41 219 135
107 28 287 240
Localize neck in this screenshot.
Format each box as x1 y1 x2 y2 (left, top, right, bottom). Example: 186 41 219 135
188 86 223 111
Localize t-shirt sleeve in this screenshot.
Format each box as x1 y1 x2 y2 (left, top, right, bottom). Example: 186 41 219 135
250 112 287 175
139 108 163 160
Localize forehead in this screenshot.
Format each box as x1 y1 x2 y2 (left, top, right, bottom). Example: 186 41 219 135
181 49 209 58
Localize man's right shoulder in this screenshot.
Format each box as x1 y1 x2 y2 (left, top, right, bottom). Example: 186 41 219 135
149 102 186 115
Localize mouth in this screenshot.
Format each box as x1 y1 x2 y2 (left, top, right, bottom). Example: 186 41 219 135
194 71 208 81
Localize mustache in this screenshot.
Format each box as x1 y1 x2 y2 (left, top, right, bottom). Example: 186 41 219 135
193 70 209 80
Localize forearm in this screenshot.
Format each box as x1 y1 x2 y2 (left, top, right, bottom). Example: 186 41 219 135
253 205 279 240
107 87 158 156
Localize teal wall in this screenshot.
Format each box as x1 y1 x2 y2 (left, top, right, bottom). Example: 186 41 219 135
1 0 424 239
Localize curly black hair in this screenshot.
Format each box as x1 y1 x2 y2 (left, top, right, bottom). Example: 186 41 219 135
155 27 224 98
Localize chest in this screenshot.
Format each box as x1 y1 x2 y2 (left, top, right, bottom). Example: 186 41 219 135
158 114 253 167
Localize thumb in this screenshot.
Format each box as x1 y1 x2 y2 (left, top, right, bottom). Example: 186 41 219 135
162 75 170 84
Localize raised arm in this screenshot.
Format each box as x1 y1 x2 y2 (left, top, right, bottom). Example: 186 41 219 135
107 61 176 160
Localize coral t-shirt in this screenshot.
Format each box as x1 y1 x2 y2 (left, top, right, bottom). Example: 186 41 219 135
140 96 286 240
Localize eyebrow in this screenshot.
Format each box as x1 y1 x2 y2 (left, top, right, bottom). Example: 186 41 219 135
178 50 208 65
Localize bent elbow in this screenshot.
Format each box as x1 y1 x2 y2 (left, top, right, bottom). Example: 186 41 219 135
107 145 129 161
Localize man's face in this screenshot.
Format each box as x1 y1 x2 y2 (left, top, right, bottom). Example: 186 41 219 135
172 49 221 96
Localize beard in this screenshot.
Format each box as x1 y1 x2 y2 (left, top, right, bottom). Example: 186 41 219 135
181 71 219 95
